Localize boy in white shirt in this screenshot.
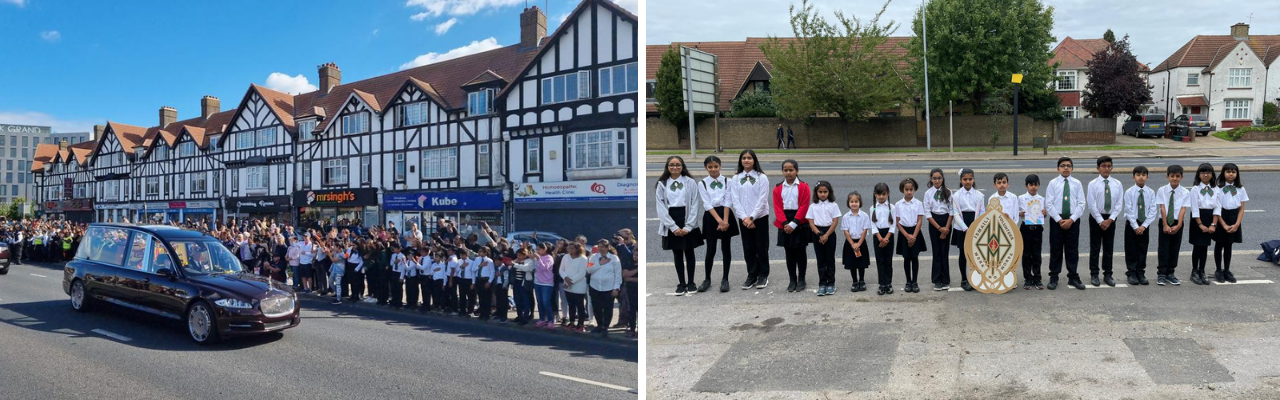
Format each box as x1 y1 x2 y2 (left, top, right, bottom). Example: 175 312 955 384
1124 166 1157 286
1019 174 1047 290
1155 165 1189 286
1045 157 1087 291
1087 156 1125 287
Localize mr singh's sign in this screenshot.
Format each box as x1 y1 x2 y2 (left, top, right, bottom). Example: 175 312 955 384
0 124 51 135
295 188 379 207
513 179 638 203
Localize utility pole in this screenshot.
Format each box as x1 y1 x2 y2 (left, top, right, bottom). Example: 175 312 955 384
922 0 931 150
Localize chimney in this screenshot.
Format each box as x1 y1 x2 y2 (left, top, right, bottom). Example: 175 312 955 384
201 95 220 119
1232 23 1249 40
319 63 341 94
520 6 547 50
92 124 104 142
59 139 68 151
160 106 177 128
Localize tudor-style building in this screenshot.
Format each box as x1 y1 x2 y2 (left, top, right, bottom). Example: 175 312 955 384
31 139 96 222
87 121 148 222
127 97 234 224
499 0 639 241
219 85 299 222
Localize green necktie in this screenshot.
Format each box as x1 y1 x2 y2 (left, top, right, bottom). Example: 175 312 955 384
1060 181 1071 220
1166 188 1176 226
1103 179 1112 214
1137 189 1146 225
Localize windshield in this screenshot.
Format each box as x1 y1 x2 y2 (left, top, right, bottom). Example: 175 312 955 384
170 240 243 276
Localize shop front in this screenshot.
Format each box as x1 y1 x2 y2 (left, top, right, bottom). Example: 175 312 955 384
512 178 638 242
227 195 292 224
295 188 380 231
40 198 94 223
383 189 504 239
94 203 136 223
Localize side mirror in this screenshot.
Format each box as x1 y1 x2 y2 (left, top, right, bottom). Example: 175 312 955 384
156 268 174 278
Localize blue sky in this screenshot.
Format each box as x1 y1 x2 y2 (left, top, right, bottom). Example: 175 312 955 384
0 0 637 134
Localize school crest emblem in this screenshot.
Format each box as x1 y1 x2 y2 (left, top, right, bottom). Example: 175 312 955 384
963 198 1023 294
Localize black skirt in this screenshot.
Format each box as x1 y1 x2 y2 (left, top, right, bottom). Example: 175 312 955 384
702 206 740 240
951 211 977 247
896 226 927 256
776 209 811 248
1215 208 1243 244
1188 208 1215 247
843 238 870 269
661 207 705 251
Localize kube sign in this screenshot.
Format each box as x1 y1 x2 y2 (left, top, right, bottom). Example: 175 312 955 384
963 198 1023 294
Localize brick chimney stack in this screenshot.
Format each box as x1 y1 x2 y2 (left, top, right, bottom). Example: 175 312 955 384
201 95 220 119
59 139 68 151
319 63 341 94
520 6 547 51
160 106 177 128
92 124 104 142
1232 23 1250 40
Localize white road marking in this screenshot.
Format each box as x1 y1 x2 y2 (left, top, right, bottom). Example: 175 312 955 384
645 218 659 221
91 329 132 342
29 273 47 278
1245 210 1264 213
539 371 635 393
646 293 652 297
1213 279 1273 285
52 328 83 335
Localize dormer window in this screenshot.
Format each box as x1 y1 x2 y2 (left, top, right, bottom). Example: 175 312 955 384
153 145 167 160
298 120 317 141
541 71 591 105
180 142 195 157
468 89 494 116
399 103 428 127
342 113 369 135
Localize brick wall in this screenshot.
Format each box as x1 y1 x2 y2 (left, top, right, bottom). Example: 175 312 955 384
1240 131 1280 141
647 116 1060 150
1062 131 1117 145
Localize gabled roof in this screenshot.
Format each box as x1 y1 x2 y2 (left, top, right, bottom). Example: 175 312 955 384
351 89 383 113
463 70 506 87
251 84 297 130
32 143 59 172
1152 34 1280 73
102 121 148 154
497 0 636 101
69 141 95 166
1050 37 1113 70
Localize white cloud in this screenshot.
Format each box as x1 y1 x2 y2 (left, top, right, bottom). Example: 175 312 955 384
434 18 458 35
39 30 60 42
371 28 380 36
263 72 318 95
410 12 430 21
1 0 25 7
404 0 522 19
556 12 571 24
0 111 100 134
612 0 638 13
399 37 502 70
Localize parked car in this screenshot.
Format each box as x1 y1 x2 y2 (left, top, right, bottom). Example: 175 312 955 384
1122 114 1167 138
1167 114 1215 137
504 231 568 246
0 242 9 275
63 224 299 344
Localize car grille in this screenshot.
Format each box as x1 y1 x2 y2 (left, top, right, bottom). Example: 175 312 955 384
260 296 295 318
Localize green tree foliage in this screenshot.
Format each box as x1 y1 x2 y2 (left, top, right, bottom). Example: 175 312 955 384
1082 36 1151 118
654 46 711 133
1103 29 1116 44
6 198 23 220
760 0 909 150
728 90 778 118
907 0 1059 118
1264 102 1279 126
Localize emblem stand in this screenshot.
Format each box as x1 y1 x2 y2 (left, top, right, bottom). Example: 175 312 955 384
963 198 1024 294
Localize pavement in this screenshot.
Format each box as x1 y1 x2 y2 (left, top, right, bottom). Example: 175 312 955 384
0 261 638 399
645 167 1280 399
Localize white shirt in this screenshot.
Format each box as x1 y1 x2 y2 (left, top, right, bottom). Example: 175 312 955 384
923 186 953 215
1216 184 1249 210
1189 183 1223 222
478 257 495 280
432 260 449 281
404 257 419 278
989 191 1021 226
951 187 986 232
1155 184 1191 223
807 201 841 227
893 198 925 228
1088 176 1126 222
729 170 770 220
780 179 800 210
298 242 316 264
587 253 622 291
839 210 871 240
870 200 896 234
660 176 694 208
463 257 479 280
1019 193 1046 226
1124 185 1157 230
449 257 464 278
699 175 731 210
390 252 406 277
1045 175 1086 222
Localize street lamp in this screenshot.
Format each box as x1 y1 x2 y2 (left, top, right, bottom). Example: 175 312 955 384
1012 73 1023 156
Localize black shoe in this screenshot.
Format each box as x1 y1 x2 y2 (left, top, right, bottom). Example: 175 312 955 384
756 276 769 289
1090 275 1100 287
1047 279 1059 290
933 282 945 291
1214 270 1225 283
1138 275 1150 285
1127 275 1140 285
961 281 973 291
1200 273 1212 285
1103 275 1116 287
877 286 888 295
687 283 700 293
852 283 859 292
676 285 687 295
1188 273 1203 285
859 282 868 292
786 280 797 292
697 279 711 293
886 286 894 294
1167 275 1181 286
1156 275 1168 286
720 279 731 292
1068 278 1086 290
796 279 807 292
1225 270 1237 283
743 277 756 290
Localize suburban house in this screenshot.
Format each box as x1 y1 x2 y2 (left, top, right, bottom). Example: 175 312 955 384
1149 23 1280 129
1049 36 1152 120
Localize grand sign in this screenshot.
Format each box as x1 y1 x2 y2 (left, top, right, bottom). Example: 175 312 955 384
513 178 638 203
384 190 502 211
294 188 379 207
0 124 51 135
963 198 1023 294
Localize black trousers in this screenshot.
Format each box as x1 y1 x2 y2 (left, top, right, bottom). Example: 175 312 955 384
419 275 433 311
495 284 510 320
1049 219 1081 280
366 269 384 303
590 288 614 331
1124 223 1150 278
928 213 952 285
874 228 894 286
813 226 837 286
405 276 421 308
704 232 732 281
313 260 330 293
388 274 404 306
1157 224 1184 276
457 279 473 314
430 279 447 311
12 243 20 264
1021 225 1043 283
1088 214 1116 276
740 216 771 281
565 291 588 327
625 282 638 329
477 278 492 318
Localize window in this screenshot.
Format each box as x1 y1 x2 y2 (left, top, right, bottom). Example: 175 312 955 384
599 62 639 96
1187 73 1199 85
468 90 493 116
302 163 311 188
20 148 26 158
17 173 24 184
5 173 10 183
1 136 6 146
237 131 254 149
153 145 167 160
75 182 85 198
1225 99 1251 119
400 102 428 127
79 227 129 265
22 136 27 146
394 153 406 182
177 174 185 196
231 169 238 192
646 80 657 103
298 120 316 141
212 170 220 196
1062 107 1079 119
420 147 458 179
342 113 369 135
1229 68 1251 88
477 144 490 177
146 177 160 196
193 172 207 194
180 142 195 157
247 166 268 190
6 160 12 171
541 71 592 104
124 234 149 272
278 166 286 190
323 159 347 185
1056 71 1077 91
256 127 276 147
568 130 627 170
360 155 371 184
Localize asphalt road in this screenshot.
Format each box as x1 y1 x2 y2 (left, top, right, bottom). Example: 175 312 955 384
645 154 1280 175
0 262 637 400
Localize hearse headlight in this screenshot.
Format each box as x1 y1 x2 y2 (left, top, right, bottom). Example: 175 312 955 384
214 298 254 309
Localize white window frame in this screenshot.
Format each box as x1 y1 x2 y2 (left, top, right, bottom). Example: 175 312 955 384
1225 99 1251 120
600 62 639 96
247 166 268 191
1187 73 1199 85
526 138 541 173
301 163 311 189
236 131 254 150
420 147 458 180
1229 68 1251 88
360 155 371 184
540 71 592 105
153 145 167 160
477 144 490 177
342 113 369 135
256 127 276 147
399 102 428 127
324 159 347 186
394 153 406 182
1056 70 1077 91
75 182 86 199
468 90 494 116
192 172 207 195
278 165 286 190
146 177 159 196
567 130 628 170
177 174 185 197
298 120 316 142
180 142 195 157
1062 106 1079 119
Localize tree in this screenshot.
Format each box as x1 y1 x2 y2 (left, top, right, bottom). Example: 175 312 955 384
6 198 23 220
1081 35 1152 118
1103 29 1116 44
907 0 1059 117
728 90 778 118
654 45 710 136
760 0 909 150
